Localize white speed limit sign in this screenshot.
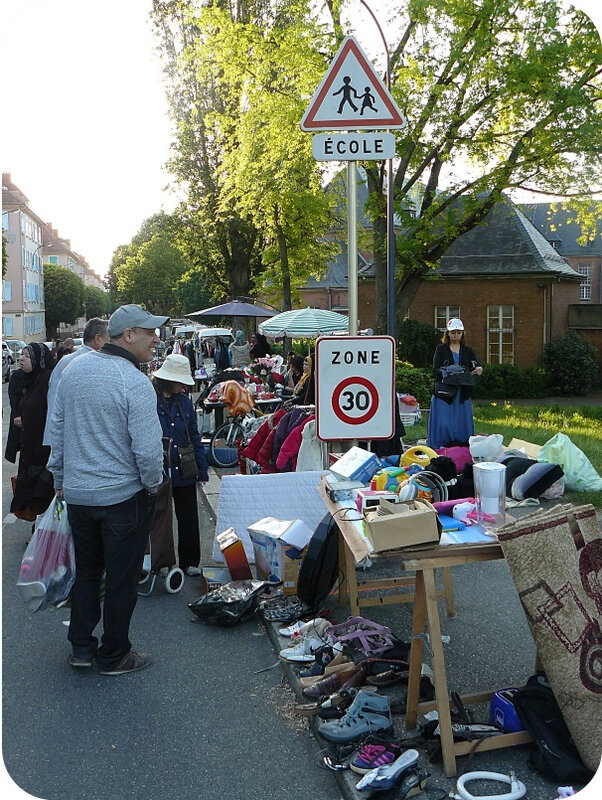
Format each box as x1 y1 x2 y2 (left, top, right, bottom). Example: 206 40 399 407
315 336 395 441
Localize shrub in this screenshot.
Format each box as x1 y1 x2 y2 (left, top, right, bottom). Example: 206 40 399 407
397 319 441 369
395 360 432 407
472 364 551 399
543 332 599 396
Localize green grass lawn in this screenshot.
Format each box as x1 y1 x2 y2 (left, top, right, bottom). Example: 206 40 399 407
404 402 602 510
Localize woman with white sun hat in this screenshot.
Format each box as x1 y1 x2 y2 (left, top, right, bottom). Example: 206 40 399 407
427 318 483 450
152 354 208 576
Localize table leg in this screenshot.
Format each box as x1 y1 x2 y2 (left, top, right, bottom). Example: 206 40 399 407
442 566 455 617
423 567 456 777
406 572 425 729
342 539 360 615
338 531 347 606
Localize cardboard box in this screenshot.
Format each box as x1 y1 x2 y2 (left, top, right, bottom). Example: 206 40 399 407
507 438 541 459
330 446 381 484
247 517 313 594
363 498 441 552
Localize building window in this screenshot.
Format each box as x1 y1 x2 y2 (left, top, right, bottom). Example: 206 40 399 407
4 316 13 336
487 305 514 364
435 306 460 331
3 280 12 301
48 255 58 265
577 264 591 301
2 212 9 231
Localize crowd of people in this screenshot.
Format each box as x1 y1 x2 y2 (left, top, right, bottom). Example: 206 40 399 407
5 307 483 676
5 304 323 676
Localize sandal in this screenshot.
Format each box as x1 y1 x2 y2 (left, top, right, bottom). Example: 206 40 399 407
355 748 420 792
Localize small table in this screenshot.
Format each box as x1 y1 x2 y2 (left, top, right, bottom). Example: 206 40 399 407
318 478 455 618
402 542 533 777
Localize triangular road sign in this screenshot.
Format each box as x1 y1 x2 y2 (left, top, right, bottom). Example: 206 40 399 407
301 36 406 132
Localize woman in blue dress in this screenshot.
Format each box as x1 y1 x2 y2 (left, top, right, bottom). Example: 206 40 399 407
427 318 483 449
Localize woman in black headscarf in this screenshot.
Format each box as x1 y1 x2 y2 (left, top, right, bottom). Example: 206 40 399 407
10 343 55 520
249 333 272 360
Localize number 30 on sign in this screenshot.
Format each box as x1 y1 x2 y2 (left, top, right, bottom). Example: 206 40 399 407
316 336 396 441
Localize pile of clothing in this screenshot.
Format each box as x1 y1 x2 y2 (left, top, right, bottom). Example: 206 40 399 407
243 406 321 473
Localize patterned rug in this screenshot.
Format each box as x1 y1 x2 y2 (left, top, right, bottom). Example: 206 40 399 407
498 504 602 773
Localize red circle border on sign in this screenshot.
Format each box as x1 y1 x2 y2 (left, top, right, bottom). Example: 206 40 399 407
332 376 379 425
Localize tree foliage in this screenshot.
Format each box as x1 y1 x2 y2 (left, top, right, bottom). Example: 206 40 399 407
148 0 601 329
106 212 190 314
84 285 110 319
151 0 340 309
356 0 602 328
43 263 85 336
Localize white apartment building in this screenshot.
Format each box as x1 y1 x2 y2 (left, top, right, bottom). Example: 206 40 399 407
2 174 47 341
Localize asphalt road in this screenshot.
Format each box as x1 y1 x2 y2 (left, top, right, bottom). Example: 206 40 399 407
1 381 340 800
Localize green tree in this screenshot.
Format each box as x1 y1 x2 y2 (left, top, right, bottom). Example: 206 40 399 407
351 0 602 329
174 266 215 316
43 263 85 339
106 212 182 308
203 3 339 309
84 285 110 319
115 234 189 315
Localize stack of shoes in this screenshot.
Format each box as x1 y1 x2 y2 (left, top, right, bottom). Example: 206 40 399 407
278 618 334 663
317 689 393 743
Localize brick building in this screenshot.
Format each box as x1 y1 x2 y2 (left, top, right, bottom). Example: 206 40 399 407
300 187 595 370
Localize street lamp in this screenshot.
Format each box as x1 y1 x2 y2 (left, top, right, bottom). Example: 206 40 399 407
358 1 396 338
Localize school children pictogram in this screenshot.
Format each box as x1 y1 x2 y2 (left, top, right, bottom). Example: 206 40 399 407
301 36 406 132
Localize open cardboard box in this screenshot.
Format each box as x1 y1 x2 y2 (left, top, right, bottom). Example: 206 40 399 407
247 517 313 595
363 497 441 552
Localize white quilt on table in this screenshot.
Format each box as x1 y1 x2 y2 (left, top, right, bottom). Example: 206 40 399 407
211 471 328 563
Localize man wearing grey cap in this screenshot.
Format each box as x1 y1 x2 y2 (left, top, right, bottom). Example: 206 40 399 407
48 304 169 675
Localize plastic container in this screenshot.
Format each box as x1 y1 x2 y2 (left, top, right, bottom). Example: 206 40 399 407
473 462 506 528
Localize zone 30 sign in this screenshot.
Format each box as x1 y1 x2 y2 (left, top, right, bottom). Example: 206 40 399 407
316 336 396 441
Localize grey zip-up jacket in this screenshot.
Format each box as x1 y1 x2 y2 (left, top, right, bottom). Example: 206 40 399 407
48 348 163 505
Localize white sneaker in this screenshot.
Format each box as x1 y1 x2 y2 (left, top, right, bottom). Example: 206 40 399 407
278 620 307 638
184 566 202 577
279 633 331 663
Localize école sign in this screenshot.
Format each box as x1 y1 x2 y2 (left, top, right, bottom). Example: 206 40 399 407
312 132 395 161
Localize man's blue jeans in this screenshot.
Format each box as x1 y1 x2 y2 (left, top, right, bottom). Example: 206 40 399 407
67 490 156 670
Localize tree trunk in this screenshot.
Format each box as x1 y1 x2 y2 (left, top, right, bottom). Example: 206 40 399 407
274 208 292 312
395 272 426 328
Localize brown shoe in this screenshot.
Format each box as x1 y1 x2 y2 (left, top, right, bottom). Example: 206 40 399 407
99 651 151 676
299 657 350 687
302 664 359 699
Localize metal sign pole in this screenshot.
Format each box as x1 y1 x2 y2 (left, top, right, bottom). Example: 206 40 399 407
347 161 358 337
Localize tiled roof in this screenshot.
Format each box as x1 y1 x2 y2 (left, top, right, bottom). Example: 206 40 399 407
520 202 602 257
434 199 582 280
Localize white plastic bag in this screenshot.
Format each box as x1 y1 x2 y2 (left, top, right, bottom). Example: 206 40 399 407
469 434 504 462
538 433 602 492
17 497 75 612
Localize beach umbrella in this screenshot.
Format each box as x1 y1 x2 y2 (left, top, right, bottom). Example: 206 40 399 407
258 307 349 338
187 301 277 318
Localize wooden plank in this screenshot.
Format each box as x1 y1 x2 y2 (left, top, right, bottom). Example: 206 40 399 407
406 573 426 729
453 730 532 756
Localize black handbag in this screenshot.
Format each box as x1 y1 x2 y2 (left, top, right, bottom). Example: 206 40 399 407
433 381 457 400
175 396 200 481
440 365 478 387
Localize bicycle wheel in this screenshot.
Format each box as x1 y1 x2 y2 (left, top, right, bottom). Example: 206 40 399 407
210 420 245 468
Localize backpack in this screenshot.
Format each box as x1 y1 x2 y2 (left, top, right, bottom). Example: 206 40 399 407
513 675 593 785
